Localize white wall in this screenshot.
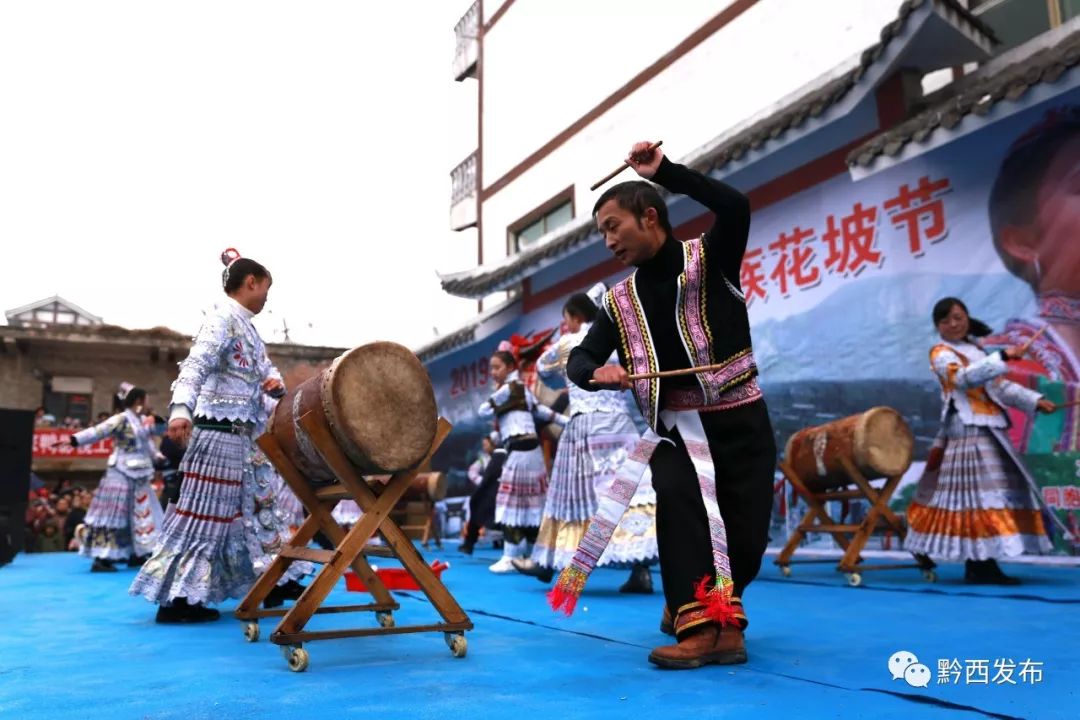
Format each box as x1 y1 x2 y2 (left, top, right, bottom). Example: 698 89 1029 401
482 0 512 26
445 73 480 274
481 0 727 184
477 0 903 269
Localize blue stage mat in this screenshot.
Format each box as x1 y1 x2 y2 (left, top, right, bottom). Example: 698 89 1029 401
0 548 1074 719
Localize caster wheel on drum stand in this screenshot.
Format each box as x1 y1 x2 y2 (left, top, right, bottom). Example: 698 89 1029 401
780 565 792 578
445 632 467 658
376 611 395 628
846 573 862 588
282 644 309 672
243 622 260 643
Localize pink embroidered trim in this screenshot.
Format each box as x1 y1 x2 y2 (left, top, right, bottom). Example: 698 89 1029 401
610 278 659 428
1040 292 1080 326
665 370 761 412
679 238 717 403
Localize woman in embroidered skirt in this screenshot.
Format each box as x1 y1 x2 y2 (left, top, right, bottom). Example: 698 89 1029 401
64 385 165 572
479 350 568 573
904 297 1057 584
130 251 311 623
513 288 658 591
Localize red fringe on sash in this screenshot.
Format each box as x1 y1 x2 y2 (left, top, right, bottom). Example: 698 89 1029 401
547 566 588 616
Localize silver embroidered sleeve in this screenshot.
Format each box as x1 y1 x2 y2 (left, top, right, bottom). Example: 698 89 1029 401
993 377 1042 414
72 413 126 446
170 311 229 411
932 347 1007 389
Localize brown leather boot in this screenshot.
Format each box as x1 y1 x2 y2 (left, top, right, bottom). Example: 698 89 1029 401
660 606 674 636
648 624 747 669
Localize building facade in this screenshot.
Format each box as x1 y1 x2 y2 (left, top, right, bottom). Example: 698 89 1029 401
428 0 1080 554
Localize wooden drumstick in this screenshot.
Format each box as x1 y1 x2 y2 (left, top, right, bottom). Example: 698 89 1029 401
590 140 663 191
589 361 729 384
1016 326 1048 356
1052 398 1080 410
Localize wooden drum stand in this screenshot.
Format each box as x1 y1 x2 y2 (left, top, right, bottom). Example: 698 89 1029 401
234 411 472 672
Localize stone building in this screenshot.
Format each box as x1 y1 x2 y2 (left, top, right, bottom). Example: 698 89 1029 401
2 296 346 481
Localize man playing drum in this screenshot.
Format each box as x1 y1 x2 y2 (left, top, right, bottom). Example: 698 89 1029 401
130 250 310 623
564 142 776 669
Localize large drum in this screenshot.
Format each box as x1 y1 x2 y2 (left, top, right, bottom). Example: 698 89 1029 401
269 342 438 482
783 407 913 491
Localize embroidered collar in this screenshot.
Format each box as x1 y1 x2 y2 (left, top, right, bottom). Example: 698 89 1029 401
226 296 255 321
1039 292 1080 326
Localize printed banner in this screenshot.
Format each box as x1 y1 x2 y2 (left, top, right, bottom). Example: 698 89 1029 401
32 429 113 459
426 90 1080 556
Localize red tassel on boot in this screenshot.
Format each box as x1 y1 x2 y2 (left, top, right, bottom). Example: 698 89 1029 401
693 575 741 628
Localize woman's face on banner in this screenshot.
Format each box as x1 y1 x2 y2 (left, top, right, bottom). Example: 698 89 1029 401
937 303 970 343
1034 135 1080 294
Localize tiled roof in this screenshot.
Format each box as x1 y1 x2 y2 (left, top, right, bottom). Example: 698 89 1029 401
848 27 1080 168
699 0 993 175
415 322 479 363
439 216 597 298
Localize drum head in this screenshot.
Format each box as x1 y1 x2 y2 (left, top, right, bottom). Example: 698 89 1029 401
325 342 438 473
856 407 913 478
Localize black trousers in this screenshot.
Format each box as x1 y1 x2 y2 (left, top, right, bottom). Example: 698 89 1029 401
650 400 776 613
464 450 507 544
159 471 183 511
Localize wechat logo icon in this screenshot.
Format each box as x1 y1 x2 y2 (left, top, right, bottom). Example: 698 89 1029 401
889 650 931 688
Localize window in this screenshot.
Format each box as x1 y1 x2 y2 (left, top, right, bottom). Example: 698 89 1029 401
509 188 575 254
43 390 92 427
970 0 1074 53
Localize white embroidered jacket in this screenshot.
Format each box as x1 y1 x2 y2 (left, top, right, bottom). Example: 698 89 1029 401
478 370 569 442
930 340 1042 428
169 297 282 427
73 409 164 479
537 324 627 417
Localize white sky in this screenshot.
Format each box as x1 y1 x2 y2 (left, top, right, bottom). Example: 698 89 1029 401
0 1 480 349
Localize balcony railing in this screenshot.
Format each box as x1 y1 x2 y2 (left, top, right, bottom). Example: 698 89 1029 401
450 151 478 230
453 1 480 81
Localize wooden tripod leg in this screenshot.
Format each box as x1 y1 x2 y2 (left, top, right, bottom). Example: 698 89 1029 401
235 434 312 617
256 431 393 608
775 464 810 565
777 464 853 562
421 505 435 548
304 414 471 627
236 511 327 618
310 502 394 607
278 479 413 636
836 458 898 571
841 457 906 533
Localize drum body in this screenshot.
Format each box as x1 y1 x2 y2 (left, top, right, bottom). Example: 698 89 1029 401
368 472 447 502
270 342 438 483
783 406 913 491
